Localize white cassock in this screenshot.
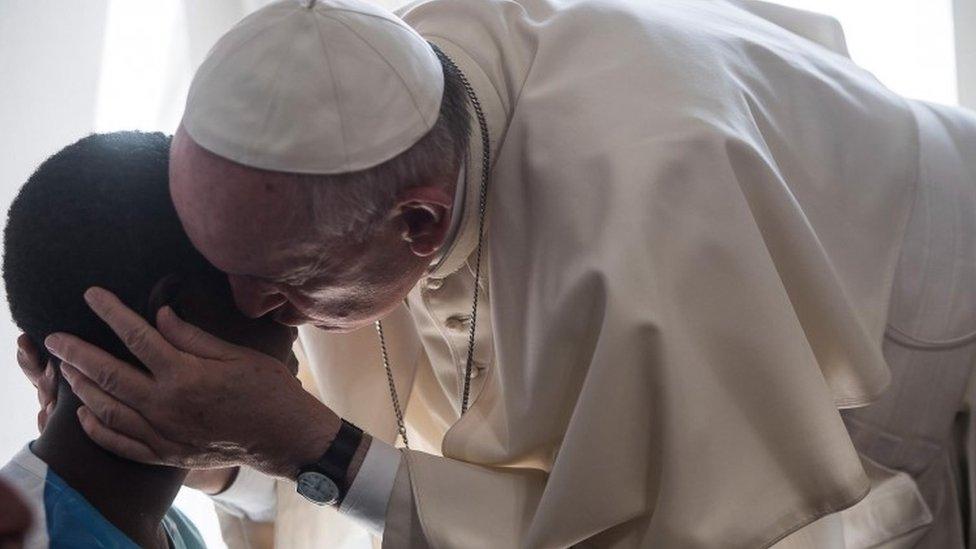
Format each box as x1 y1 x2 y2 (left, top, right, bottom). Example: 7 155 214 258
207 0 976 547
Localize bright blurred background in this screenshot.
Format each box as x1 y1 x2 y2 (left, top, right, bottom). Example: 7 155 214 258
0 0 973 547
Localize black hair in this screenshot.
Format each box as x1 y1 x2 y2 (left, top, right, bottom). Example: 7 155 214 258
3 131 216 367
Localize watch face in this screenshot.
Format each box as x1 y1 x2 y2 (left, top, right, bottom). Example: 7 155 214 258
297 471 340 506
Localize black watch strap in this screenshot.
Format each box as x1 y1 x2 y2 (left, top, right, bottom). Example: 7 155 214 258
299 419 364 504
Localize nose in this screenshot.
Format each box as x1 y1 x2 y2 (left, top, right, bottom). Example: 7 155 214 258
228 275 287 318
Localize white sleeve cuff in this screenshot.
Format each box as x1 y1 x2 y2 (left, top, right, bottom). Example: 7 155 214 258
338 438 403 536
211 466 278 522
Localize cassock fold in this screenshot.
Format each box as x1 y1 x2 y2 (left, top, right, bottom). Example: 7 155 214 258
298 0 926 546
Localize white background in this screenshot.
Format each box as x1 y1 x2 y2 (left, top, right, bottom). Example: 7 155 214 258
0 1 968 547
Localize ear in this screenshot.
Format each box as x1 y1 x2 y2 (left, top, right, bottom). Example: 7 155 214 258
392 185 455 257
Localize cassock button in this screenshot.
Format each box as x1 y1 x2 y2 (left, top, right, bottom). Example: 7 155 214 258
445 314 471 332
469 362 487 379
425 277 444 291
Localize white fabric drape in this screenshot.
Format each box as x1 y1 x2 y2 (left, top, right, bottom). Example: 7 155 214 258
0 2 969 549
956 0 976 108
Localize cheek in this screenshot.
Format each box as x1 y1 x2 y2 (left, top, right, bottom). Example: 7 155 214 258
283 278 342 305
230 276 273 300
225 276 288 317
275 284 331 317
281 283 364 321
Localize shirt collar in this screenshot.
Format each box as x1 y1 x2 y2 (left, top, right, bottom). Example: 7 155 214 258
425 38 509 279
429 161 467 269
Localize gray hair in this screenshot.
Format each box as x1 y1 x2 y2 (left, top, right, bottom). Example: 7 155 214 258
295 51 471 245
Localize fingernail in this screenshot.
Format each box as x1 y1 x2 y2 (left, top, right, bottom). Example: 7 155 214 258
46 402 55 415
44 334 61 353
158 306 173 321
83 287 101 306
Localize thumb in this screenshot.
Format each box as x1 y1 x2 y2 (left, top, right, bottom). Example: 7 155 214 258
155 306 240 360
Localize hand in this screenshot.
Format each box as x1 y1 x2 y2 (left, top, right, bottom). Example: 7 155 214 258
44 287 341 479
17 334 58 432
18 331 240 493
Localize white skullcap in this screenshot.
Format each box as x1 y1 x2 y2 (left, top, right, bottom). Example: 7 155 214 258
182 0 444 174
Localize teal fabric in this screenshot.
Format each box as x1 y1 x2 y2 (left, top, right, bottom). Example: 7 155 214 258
43 468 206 548
162 506 207 549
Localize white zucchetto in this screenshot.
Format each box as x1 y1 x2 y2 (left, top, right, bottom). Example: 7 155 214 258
182 0 444 174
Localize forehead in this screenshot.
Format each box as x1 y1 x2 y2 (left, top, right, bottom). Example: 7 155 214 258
170 130 319 277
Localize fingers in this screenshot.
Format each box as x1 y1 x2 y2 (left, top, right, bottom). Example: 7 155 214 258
44 333 152 406
156 306 239 360
25 357 58 410
60 363 161 445
20 333 58 433
76 406 162 465
82 287 182 374
36 361 58 406
36 401 55 433
17 334 44 384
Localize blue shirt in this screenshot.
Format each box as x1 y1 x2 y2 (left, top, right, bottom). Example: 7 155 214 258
1 445 206 549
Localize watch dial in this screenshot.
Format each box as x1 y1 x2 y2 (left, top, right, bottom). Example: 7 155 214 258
297 471 340 506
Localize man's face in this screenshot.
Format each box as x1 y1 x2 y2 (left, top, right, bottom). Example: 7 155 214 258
169 128 429 333
211 312 301 376
157 272 301 374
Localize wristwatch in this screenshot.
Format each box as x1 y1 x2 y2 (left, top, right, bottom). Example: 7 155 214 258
296 419 364 506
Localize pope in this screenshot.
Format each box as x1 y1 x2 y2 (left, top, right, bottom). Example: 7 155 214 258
22 0 976 547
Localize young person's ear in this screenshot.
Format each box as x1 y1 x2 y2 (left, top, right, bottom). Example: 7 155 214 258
392 185 454 257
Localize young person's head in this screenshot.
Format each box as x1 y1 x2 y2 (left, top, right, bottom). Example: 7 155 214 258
3 131 298 415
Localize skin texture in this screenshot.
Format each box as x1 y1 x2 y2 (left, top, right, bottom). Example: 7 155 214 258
169 126 454 332
20 337 238 496
40 127 459 483
17 334 57 433
26 274 299 549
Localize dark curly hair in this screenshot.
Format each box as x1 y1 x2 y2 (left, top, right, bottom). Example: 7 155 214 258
3 131 214 367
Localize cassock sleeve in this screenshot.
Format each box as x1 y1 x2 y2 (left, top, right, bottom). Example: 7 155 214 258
211 466 277 522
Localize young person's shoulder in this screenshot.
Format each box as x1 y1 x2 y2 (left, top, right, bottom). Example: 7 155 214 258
0 446 49 548
162 506 208 549
0 446 206 549
2 445 145 547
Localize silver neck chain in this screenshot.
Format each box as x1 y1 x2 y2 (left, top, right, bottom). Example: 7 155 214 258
374 45 492 449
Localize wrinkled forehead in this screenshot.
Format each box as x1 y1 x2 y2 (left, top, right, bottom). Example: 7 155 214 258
169 127 319 278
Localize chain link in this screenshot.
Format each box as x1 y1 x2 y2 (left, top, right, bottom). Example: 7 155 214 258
375 44 492 448
375 320 409 447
